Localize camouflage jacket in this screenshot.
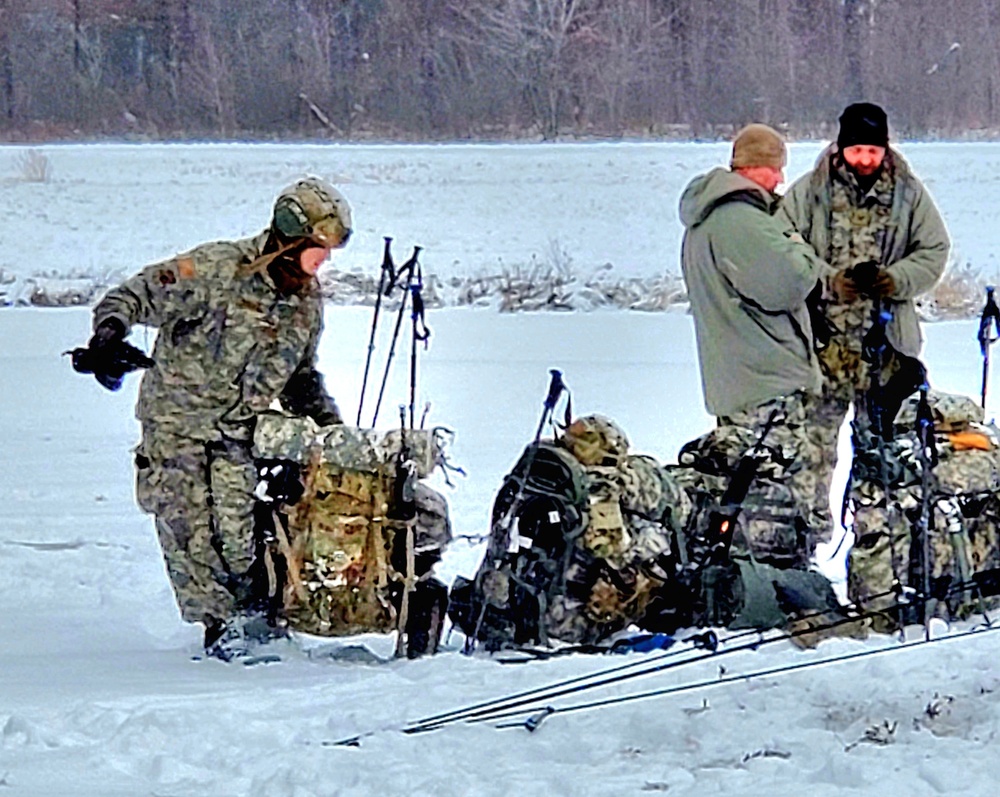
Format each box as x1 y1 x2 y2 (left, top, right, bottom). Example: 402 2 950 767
679 168 824 417
93 232 339 441
779 146 949 357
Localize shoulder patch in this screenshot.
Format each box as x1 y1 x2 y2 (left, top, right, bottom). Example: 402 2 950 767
177 257 197 280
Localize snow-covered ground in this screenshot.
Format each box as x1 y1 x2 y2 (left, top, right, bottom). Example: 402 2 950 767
1 140 998 305
3 142 1000 795
3 302 1000 796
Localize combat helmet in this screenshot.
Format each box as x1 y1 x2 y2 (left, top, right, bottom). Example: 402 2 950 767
561 414 630 467
272 177 353 249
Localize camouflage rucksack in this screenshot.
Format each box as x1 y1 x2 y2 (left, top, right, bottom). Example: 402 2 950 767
849 390 1000 627
449 415 691 650
666 427 841 632
253 412 451 646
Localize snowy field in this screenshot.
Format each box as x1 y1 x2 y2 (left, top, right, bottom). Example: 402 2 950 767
3 141 1000 795
0 139 998 305
3 302 1000 796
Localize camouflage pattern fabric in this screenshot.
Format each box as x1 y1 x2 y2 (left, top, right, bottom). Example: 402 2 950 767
255 416 451 637
896 391 985 432
848 394 1000 628
93 233 338 439
810 165 898 506
544 452 688 643
135 431 257 624
94 229 344 628
455 416 688 648
254 411 446 478
681 391 830 569
779 145 949 361
562 415 630 467
823 165 895 345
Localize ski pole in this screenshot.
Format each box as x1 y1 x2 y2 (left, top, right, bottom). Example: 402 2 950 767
371 247 420 427
408 263 430 429
914 383 938 639
327 570 1000 746
479 623 1000 732
357 237 395 426
978 285 1000 409
456 573 1000 732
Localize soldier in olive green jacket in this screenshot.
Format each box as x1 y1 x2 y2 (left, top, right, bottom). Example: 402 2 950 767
680 124 831 567
778 103 948 612
777 103 949 533
83 177 352 658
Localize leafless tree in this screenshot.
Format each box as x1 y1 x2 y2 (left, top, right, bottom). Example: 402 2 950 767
2 0 1000 140
455 0 600 139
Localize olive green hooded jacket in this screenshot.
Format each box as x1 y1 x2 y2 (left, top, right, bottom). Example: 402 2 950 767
777 145 949 357
679 168 824 417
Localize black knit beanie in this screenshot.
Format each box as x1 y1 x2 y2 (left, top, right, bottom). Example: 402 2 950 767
837 102 889 149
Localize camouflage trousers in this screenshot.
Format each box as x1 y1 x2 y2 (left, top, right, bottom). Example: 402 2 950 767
850 497 1000 629
718 391 831 568
134 428 257 625
812 334 903 524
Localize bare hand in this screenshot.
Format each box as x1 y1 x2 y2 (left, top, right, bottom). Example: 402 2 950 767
831 268 859 303
871 270 896 298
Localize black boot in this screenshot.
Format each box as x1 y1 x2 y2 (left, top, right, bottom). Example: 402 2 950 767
404 578 449 658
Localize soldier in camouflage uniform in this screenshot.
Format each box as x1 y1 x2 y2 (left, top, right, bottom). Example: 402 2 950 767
81 177 353 657
679 124 831 565
779 104 949 610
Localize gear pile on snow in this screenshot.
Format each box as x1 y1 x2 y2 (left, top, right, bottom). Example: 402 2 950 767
449 413 859 652
252 411 451 656
450 415 692 650
849 390 1000 629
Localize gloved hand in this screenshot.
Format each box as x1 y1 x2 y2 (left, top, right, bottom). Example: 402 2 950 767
831 268 860 303
806 280 833 348
310 402 343 427
91 317 127 349
870 269 896 298
67 317 154 391
280 368 343 426
847 260 889 300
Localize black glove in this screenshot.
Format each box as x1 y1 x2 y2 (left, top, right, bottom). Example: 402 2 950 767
92 317 127 347
806 281 833 348
67 318 154 391
848 260 881 298
254 459 304 505
280 368 343 426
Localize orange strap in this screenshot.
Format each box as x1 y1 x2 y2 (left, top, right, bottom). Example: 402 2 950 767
947 431 993 451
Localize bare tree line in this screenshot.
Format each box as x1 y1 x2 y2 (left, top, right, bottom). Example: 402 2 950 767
1 0 998 141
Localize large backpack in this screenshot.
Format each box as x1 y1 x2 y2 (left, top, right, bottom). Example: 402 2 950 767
449 441 590 649
664 425 839 630
849 390 1000 627
252 412 451 652
449 421 691 650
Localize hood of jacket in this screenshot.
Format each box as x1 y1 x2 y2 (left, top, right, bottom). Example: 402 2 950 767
679 167 775 229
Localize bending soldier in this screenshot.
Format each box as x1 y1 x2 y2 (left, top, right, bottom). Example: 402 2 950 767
79 177 352 659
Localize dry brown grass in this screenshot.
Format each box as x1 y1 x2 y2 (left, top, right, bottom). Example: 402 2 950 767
15 150 53 183
917 263 988 321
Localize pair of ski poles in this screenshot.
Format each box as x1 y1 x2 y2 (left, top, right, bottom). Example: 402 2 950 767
356 237 429 430
329 569 1000 746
